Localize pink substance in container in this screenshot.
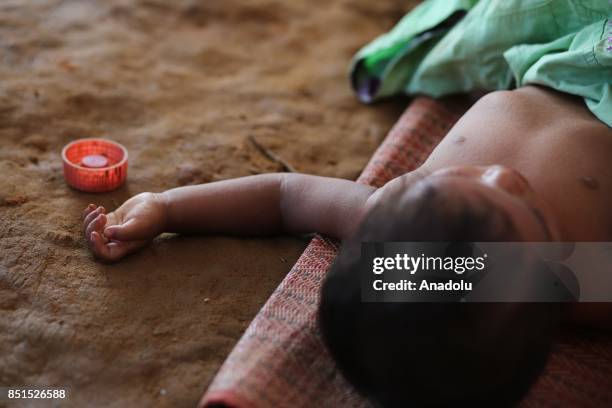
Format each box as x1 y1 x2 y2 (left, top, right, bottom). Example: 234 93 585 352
61 138 128 193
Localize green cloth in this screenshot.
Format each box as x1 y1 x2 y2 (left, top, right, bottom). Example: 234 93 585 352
351 0 612 127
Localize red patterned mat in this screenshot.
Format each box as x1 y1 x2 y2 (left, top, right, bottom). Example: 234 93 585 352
200 97 612 408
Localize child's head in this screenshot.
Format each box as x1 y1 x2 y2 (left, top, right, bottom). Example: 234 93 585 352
319 169 562 406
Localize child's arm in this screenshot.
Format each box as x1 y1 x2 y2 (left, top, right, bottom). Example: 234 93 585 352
163 173 376 236
83 173 376 262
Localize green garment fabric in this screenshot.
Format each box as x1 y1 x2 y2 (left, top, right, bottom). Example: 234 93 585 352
351 0 612 127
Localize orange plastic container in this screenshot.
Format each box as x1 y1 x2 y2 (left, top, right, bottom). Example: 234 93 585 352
62 138 128 193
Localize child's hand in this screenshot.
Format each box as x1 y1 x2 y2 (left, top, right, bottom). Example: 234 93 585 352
82 192 168 262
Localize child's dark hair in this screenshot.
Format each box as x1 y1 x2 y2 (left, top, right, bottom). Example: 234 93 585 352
319 181 561 407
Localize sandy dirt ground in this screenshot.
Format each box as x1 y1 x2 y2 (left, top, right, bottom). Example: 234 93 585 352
0 0 412 406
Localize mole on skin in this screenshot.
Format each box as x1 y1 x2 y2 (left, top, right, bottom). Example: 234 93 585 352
454 136 466 144
581 176 599 190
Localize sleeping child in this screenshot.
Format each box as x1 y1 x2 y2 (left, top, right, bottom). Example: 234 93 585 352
83 0 611 406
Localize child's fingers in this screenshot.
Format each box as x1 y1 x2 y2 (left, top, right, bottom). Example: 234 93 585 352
90 231 114 260
84 205 104 224
90 231 142 262
105 241 144 262
85 214 101 239
82 204 97 219
83 207 100 231
98 213 107 230
104 218 147 241
83 206 105 232
85 213 107 241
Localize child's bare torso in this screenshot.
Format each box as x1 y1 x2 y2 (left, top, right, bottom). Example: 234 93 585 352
423 85 612 241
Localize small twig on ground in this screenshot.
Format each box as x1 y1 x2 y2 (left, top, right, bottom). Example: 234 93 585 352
247 135 297 173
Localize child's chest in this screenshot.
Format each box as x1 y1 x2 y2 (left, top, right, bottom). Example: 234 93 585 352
425 91 612 240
